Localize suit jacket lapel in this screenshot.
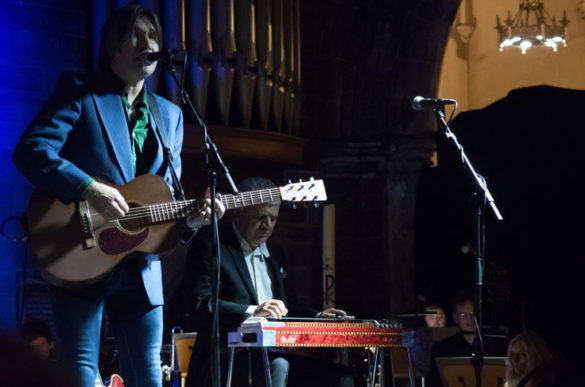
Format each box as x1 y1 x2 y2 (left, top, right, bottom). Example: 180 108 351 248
92 93 133 182
225 228 259 304
266 248 287 303
146 109 166 176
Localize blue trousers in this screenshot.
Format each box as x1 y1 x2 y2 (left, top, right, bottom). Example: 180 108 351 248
51 259 163 387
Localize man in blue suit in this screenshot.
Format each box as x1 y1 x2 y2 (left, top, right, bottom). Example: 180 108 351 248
12 5 223 387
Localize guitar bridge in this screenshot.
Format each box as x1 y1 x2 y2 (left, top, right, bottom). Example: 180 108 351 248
78 200 96 249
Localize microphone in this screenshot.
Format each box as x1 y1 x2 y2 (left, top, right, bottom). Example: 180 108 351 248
143 49 185 65
412 96 456 111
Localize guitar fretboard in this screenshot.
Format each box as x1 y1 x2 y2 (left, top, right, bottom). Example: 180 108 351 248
220 187 283 210
130 187 284 224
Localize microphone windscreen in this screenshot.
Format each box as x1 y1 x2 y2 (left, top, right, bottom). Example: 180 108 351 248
412 96 425 111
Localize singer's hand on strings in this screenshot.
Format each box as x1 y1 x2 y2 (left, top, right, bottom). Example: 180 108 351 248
186 188 226 229
84 181 129 220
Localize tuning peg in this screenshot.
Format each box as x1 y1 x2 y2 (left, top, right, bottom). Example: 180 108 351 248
314 203 320 208
291 203 298 209
288 179 292 184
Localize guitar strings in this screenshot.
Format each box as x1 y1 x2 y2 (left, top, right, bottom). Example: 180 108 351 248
89 200 200 221
90 188 285 222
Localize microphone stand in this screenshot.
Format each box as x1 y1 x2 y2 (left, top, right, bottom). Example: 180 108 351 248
161 52 238 387
431 104 503 387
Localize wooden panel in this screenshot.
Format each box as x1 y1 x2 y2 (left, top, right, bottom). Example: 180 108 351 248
182 124 311 165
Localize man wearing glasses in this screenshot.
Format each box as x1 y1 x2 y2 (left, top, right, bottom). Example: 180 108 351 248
426 292 508 386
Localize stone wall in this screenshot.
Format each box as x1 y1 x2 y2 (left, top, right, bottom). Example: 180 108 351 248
291 0 461 318
0 0 88 328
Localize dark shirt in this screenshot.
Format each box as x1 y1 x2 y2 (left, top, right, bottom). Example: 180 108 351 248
122 89 156 175
427 331 508 387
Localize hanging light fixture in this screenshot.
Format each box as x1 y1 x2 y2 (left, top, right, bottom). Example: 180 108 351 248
496 0 569 54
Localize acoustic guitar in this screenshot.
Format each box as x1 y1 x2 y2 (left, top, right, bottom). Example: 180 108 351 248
26 174 327 287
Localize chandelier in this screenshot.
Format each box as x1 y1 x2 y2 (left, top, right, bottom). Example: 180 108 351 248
496 0 569 54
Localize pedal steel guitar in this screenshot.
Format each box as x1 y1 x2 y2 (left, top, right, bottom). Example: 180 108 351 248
227 317 415 387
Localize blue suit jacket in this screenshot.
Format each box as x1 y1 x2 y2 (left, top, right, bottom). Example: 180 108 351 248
13 71 185 306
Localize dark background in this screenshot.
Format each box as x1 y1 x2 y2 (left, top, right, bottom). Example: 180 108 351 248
415 85 585 361
0 0 583 370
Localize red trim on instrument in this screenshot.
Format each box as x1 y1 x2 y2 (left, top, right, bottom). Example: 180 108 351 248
263 322 405 347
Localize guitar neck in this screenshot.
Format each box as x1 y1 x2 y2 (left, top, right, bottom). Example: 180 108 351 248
26 174 325 287
220 187 283 210
144 187 283 224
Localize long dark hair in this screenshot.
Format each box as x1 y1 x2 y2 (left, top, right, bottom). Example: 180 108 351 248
98 4 163 72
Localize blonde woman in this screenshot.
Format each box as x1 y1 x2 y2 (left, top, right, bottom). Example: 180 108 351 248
505 331 556 387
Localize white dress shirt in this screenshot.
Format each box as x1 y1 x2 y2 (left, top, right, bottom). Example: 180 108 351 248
232 222 274 318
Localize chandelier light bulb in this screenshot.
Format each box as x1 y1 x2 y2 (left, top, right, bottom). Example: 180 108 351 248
495 0 569 53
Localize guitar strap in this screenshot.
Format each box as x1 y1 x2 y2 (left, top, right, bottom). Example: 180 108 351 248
147 93 186 201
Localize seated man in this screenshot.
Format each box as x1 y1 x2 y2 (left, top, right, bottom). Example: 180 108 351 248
426 292 507 387
424 303 447 328
183 177 354 387
411 303 450 378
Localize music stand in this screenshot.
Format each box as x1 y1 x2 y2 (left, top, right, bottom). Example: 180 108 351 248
435 357 506 387
173 332 198 387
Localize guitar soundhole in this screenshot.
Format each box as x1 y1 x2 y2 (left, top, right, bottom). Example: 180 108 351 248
118 202 148 233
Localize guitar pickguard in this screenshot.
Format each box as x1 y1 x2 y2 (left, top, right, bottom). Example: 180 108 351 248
98 227 150 255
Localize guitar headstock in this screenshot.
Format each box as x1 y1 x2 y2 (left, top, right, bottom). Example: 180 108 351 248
280 178 327 204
